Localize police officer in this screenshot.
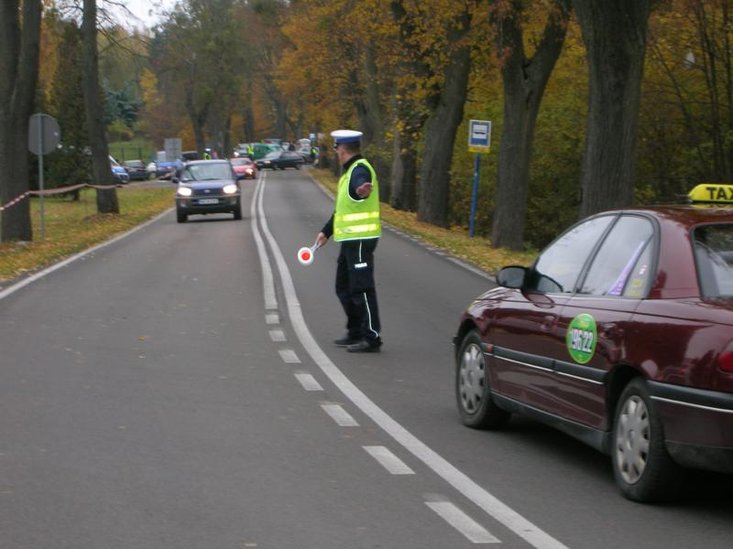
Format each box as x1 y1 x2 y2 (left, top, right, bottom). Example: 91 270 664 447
203 148 212 160
315 129 382 353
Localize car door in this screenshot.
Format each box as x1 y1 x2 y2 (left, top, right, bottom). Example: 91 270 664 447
553 214 656 430
490 215 618 409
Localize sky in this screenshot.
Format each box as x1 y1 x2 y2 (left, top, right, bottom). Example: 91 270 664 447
109 0 177 29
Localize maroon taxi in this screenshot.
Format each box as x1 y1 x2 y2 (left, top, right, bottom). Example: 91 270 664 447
454 186 733 502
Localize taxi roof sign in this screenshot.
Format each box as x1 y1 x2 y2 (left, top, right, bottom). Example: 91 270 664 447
688 183 733 204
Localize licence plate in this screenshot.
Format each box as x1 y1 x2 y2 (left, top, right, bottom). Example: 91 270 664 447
197 198 219 205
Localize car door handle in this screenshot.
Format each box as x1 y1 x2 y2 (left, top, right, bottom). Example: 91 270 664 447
541 315 557 331
601 325 623 339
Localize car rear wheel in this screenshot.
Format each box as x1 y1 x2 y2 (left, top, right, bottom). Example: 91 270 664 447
456 330 510 429
612 378 681 502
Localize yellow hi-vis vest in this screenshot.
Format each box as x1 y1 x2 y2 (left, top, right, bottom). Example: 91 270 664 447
334 159 381 242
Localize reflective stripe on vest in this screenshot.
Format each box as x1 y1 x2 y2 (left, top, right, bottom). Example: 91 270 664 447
334 159 381 241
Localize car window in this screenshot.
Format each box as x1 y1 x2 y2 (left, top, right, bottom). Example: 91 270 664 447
180 163 232 181
693 224 733 297
579 215 655 297
531 215 615 293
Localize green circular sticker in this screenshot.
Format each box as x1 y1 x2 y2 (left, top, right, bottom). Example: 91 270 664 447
566 313 597 364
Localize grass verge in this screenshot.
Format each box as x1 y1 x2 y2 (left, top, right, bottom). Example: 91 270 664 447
0 186 173 283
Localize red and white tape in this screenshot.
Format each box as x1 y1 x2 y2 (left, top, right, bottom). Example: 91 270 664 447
0 191 30 212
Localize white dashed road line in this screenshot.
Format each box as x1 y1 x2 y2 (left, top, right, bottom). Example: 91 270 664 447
294 372 324 391
269 329 286 342
363 445 415 475
425 501 500 544
320 403 359 427
278 349 300 364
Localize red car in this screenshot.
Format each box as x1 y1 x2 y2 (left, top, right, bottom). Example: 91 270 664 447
454 184 733 502
230 157 257 180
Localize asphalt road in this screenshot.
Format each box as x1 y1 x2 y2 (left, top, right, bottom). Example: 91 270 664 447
1 168 731 548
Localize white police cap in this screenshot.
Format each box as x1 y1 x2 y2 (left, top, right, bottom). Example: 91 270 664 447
331 129 363 144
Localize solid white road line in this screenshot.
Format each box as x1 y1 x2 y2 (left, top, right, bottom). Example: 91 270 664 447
363 445 415 475
255 177 569 549
251 170 278 311
294 372 324 391
426 501 500 544
320 403 359 427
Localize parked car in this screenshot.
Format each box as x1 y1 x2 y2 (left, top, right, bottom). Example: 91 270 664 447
109 156 129 184
174 159 241 223
122 159 148 181
255 150 305 170
453 184 733 503
229 157 257 180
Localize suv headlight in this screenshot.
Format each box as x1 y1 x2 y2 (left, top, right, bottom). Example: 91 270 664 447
223 183 238 195
177 186 193 197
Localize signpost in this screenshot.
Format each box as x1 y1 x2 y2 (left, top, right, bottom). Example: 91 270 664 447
467 120 491 237
28 113 61 240
164 137 182 162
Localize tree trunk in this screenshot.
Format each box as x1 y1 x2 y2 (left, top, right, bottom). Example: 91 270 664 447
417 10 472 227
390 121 419 212
574 0 654 218
491 0 571 250
82 0 118 214
242 81 255 142
0 0 42 242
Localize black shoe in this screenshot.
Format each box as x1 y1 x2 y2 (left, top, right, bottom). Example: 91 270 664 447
334 334 360 347
347 339 382 353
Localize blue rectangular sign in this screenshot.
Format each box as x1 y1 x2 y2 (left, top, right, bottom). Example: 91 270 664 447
468 120 491 153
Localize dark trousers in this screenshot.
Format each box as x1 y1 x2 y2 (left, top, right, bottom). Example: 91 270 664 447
335 239 381 344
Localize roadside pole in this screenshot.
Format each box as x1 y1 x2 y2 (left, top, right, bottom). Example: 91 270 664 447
28 113 61 240
467 119 491 237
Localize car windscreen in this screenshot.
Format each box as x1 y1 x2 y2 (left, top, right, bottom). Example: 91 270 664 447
181 163 232 181
693 224 733 297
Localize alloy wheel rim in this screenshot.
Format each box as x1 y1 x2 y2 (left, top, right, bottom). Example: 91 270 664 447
615 395 650 484
459 343 485 413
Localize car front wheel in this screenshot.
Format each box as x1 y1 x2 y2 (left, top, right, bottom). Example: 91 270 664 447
176 210 187 223
612 378 681 502
456 330 510 429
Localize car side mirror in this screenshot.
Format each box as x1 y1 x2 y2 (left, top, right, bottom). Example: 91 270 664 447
171 176 180 184
496 266 527 289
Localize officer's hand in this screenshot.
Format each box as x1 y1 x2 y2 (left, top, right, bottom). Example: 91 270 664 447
356 182 372 198
316 232 328 247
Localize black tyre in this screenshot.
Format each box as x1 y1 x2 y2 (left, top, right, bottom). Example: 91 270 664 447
233 204 242 220
612 378 682 502
456 330 510 429
176 210 187 223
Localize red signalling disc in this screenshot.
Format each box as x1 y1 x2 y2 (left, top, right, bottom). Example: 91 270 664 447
297 246 314 265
